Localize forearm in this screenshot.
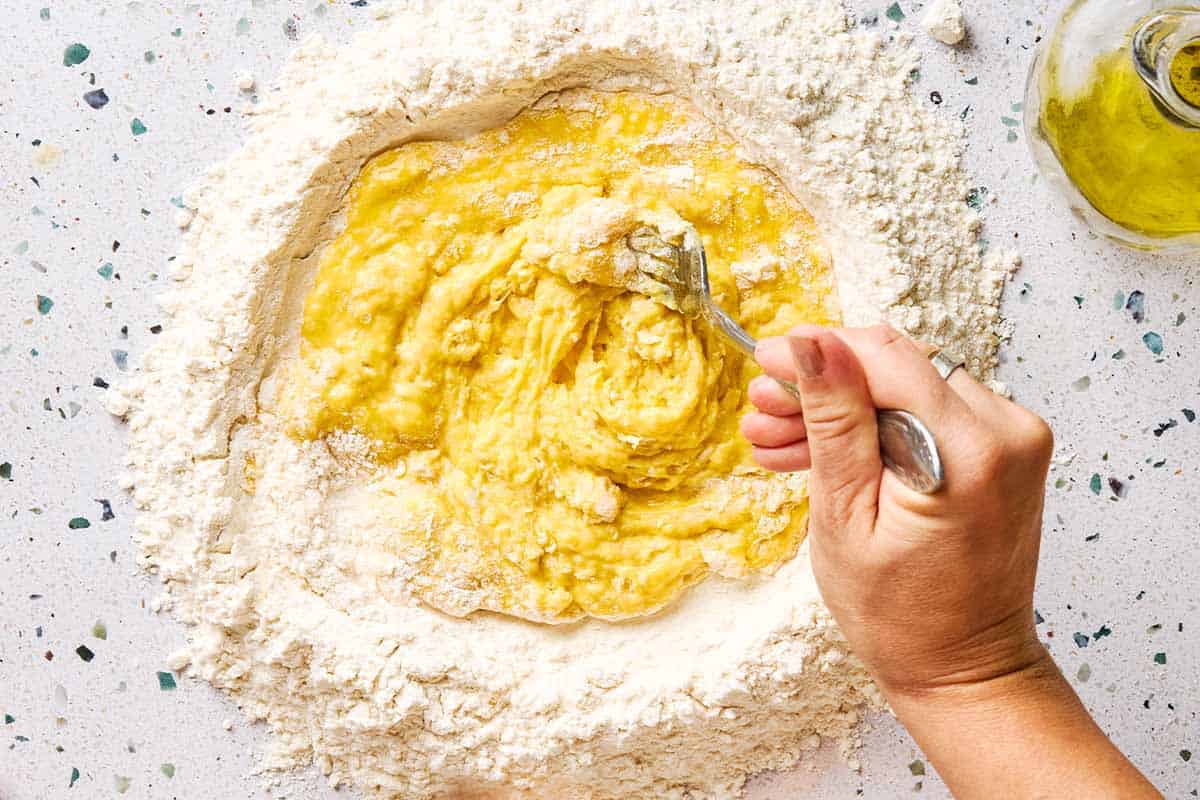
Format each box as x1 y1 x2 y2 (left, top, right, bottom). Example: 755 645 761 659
884 646 1162 800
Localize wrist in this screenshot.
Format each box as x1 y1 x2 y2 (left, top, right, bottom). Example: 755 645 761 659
877 635 1055 711
880 643 1164 800
883 642 1060 724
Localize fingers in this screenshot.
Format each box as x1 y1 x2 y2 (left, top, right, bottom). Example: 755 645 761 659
747 375 804 417
740 411 807 448
892 334 998 415
811 324 975 431
755 331 882 528
752 441 812 472
945 365 1005 413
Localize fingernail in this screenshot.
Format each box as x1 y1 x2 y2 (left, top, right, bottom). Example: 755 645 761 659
788 335 825 380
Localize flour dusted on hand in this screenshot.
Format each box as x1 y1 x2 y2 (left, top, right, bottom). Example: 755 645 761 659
121 1 1014 798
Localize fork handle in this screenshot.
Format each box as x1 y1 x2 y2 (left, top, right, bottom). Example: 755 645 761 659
713 311 944 494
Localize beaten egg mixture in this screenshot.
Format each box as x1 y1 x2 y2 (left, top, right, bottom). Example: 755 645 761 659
287 91 838 621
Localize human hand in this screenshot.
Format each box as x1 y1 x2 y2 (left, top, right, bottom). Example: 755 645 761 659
743 325 1161 799
742 324 1052 696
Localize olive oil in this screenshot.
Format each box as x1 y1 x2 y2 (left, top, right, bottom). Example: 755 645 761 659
1171 43 1200 107
1041 44 1200 240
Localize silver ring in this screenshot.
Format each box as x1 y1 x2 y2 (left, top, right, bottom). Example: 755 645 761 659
929 350 966 381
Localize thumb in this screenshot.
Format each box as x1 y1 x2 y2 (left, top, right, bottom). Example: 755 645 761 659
756 329 882 527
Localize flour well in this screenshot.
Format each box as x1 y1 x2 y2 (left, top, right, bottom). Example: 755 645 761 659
121 1 1014 798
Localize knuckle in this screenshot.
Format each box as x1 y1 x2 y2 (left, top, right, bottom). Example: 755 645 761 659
969 430 1007 480
805 405 865 444
1016 411 1055 461
863 323 904 349
863 323 919 361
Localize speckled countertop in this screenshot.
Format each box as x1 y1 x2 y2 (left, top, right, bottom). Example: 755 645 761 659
1 1 1196 798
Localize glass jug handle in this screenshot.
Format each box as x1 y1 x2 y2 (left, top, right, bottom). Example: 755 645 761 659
1132 9 1200 128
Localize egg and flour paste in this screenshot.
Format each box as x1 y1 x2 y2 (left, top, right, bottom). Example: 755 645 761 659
124 1 1016 796
287 91 838 622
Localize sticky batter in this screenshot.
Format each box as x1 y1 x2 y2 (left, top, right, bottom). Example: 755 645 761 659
288 91 838 621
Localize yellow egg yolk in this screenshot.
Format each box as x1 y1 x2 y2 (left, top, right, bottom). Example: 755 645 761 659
288 91 838 622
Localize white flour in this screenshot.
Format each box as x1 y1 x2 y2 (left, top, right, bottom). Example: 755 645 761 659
923 0 968 46
119 0 1015 797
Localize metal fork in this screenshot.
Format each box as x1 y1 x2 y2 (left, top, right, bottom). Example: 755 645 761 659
627 224 944 494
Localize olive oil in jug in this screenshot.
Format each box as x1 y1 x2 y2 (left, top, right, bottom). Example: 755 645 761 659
1027 2 1200 251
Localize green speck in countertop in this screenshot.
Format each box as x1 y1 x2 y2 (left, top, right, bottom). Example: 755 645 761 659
112 350 128 371
0 462 11 480
236 17 251 35
157 671 177 690
1093 624 1112 640
965 76 979 85
68 517 91 529
92 621 107 640
75 644 95 662
886 2 904 22
69 767 79 787
36 294 53 315
144 50 156 63
63 43 90 67
1182 750 1193 762
170 27 182 37
160 763 176 778
130 118 148 136
908 759 925 776
40 8 50 20
1143 331 1164 355
4 714 14 724
97 262 113 280
1113 290 1126 310
114 775 130 794
1076 663 1091 682
1153 652 1166 665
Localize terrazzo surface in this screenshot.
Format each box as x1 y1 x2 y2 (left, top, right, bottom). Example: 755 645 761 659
1 1 1196 797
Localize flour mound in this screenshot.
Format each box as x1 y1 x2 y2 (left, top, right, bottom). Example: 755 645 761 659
123 0 1011 798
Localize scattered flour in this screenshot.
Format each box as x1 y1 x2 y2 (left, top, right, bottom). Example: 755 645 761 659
923 0 968 45
731 247 784 292
120 0 1014 798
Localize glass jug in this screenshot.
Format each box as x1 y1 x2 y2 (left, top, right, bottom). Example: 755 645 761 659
1025 1 1200 252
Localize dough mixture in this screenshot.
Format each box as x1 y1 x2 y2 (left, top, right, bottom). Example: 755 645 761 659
287 91 836 621
120 1 1016 797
